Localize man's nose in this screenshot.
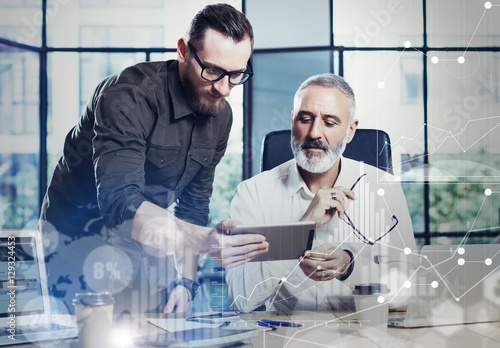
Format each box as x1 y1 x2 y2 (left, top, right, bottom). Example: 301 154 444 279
308 119 323 139
212 75 231 96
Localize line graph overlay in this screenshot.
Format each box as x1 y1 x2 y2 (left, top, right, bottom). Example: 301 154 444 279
270 245 500 348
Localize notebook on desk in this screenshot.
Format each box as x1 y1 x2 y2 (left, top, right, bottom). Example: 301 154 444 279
0 229 77 345
389 244 500 328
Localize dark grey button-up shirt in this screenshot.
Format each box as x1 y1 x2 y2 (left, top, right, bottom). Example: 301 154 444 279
40 59 232 240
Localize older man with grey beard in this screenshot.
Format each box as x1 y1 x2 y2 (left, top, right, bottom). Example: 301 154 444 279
225 73 418 313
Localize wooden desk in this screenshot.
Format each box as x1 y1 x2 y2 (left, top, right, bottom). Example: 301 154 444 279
240 311 500 348
9 311 500 347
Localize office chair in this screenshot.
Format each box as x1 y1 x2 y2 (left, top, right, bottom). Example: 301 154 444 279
260 129 393 174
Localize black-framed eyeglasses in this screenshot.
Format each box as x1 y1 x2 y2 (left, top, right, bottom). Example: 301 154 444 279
188 42 253 85
343 174 399 245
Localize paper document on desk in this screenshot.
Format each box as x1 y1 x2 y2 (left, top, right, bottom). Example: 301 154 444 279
148 318 260 333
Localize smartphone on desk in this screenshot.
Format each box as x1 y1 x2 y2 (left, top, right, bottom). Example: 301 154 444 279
186 312 240 324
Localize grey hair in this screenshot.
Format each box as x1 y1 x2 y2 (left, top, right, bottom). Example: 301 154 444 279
293 73 356 120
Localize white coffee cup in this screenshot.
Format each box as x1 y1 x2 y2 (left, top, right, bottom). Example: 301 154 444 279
352 283 390 337
73 292 114 348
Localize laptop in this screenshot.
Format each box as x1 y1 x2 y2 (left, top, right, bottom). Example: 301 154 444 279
0 229 78 345
389 243 500 328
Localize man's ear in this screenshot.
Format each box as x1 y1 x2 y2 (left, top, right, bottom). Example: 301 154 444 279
346 119 359 143
177 38 189 63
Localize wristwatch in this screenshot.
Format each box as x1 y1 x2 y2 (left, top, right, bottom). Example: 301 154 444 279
174 278 200 300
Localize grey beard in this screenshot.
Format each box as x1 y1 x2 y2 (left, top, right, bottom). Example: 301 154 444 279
291 131 348 173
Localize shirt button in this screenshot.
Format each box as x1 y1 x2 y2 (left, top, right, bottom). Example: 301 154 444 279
204 157 208 162
160 159 164 164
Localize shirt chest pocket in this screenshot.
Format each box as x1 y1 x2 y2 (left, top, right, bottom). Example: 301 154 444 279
146 145 181 168
188 147 216 167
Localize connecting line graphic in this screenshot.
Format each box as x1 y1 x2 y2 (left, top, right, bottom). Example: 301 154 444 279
381 49 406 84
379 116 500 169
401 3 496 62
233 226 419 311
230 231 371 311
231 193 418 310
270 331 342 348
276 252 499 348
374 2 499 175
233 195 498 319
413 252 499 301
267 4 498 346
379 195 413 250
454 190 500 247
463 3 493 54
470 225 500 233
275 283 413 348
266 244 375 310
460 195 488 245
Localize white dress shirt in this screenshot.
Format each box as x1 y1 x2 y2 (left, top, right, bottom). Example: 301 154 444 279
226 157 418 312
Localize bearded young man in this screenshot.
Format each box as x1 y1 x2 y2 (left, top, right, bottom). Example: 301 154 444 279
38 4 268 314
226 73 418 313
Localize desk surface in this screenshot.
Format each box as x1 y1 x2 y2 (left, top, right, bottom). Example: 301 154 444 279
9 311 500 348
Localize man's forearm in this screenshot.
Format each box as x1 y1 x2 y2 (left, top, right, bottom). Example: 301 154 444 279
176 253 199 280
131 201 211 255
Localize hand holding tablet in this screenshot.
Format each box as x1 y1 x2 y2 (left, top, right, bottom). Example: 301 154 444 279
228 221 316 262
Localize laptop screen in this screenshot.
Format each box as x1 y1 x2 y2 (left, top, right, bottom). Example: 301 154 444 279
0 237 45 318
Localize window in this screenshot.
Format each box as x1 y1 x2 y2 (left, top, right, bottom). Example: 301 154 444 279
246 0 500 245
0 45 39 229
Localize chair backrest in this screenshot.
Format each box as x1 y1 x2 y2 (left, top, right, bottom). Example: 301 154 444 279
260 129 393 173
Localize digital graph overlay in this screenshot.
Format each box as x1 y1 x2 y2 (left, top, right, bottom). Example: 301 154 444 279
373 1 500 184
265 244 499 348
231 174 499 347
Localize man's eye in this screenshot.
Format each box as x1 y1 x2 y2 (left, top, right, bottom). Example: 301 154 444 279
205 67 223 76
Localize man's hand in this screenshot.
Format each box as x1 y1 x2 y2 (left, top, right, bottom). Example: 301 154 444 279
301 186 355 227
207 219 269 269
163 285 192 313
299 243 352 282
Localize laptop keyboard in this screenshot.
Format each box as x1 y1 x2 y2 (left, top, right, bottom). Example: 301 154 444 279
0 323 73 336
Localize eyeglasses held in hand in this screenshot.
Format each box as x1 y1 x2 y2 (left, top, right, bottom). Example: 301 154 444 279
188 42 254 85
343 173 398 245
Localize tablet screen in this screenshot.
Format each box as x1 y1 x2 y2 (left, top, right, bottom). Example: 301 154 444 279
230 221 315 262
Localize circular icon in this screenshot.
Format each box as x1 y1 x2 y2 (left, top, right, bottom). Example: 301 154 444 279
83 246 133 294
442 43 480 80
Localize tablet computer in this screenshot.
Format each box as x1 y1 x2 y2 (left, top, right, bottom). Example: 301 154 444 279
229 221 316 262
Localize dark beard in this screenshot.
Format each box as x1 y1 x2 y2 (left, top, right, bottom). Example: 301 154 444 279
181 74 226 115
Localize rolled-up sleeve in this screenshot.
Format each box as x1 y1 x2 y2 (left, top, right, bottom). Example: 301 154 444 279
92 84 155 231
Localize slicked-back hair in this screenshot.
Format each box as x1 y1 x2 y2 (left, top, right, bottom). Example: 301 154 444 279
294 73 356 120
186 3 254 50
